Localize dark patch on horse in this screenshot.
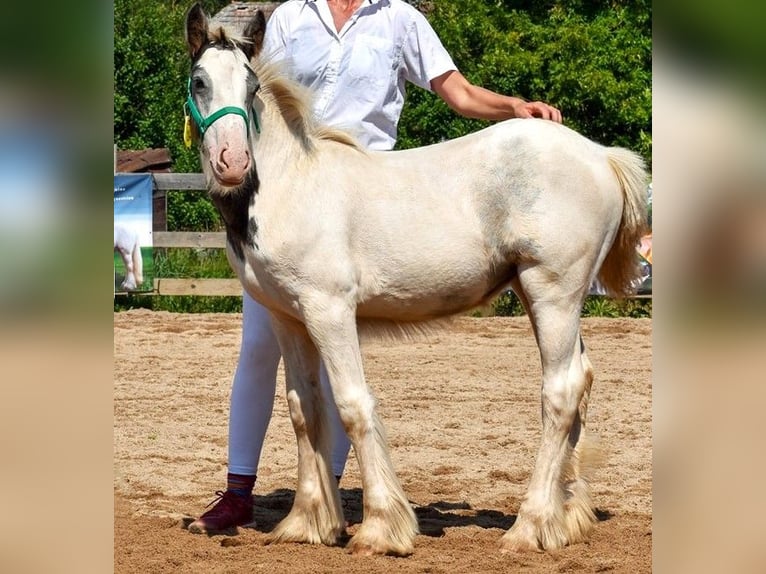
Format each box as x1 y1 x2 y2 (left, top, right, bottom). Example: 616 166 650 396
247 216 259 249
508 237 542 261
190 36 240 68
438 292 479 312
210 169 260 260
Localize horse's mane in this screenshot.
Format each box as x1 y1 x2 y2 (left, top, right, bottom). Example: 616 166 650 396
254 59 363 152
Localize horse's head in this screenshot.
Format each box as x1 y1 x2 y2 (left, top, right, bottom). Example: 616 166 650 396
185 3 265 189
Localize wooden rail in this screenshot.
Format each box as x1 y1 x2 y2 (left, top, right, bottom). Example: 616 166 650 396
153 231 226 249
153 172 206 190
120 173 651 300
153 278 242 296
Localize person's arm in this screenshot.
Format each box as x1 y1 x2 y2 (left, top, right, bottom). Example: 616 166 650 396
430 70 562 123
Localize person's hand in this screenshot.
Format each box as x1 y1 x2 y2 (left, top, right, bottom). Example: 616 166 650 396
513 100 563 123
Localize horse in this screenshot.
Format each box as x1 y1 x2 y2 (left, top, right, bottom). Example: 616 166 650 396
114 224 144 291
184 4 648 556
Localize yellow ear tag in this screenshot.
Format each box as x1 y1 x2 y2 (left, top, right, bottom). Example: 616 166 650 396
183 114 192 148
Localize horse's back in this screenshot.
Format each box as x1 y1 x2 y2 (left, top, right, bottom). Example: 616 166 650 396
379 119 616 206
361 118 623 249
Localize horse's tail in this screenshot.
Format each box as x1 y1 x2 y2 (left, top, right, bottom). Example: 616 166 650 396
597 147 649 297
131 238 144 286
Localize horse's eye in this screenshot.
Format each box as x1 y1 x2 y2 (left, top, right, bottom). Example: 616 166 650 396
193 77 205 92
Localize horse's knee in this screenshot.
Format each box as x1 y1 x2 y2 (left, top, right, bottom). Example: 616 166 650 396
287 377 329 427
542 374 587 426
333 388 375 438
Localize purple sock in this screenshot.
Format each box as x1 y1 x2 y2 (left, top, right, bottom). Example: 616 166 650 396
226 472 256 498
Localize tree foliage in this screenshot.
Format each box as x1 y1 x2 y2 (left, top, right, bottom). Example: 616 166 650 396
114 0 651 232
114 0 231 230
398 0 651 166
114 0 229 174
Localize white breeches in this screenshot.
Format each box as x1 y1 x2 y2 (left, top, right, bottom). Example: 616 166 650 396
228 292 351 477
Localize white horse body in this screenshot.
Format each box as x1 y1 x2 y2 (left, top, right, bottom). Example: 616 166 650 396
185 5 647 557
114 224 143 291
236 119 623 323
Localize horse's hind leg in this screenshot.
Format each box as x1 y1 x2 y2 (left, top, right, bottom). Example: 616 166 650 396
266 315 345 546
561 336 600 543
501 276 597 552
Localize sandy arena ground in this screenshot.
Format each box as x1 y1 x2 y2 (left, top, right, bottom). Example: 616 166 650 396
114 310 651 573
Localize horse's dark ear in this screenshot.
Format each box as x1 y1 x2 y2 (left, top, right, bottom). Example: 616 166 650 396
186 3 209 59
242 10 267 61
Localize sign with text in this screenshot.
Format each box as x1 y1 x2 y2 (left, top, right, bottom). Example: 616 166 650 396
114 174 153 293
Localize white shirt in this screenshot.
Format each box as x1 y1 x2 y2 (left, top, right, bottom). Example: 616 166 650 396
262 0 456 150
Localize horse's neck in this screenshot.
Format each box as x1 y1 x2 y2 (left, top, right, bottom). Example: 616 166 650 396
253 101 310 183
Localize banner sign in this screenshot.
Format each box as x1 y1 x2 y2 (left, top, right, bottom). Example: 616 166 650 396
114 174 153 293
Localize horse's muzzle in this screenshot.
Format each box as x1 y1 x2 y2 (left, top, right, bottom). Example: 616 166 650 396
211 145 251 187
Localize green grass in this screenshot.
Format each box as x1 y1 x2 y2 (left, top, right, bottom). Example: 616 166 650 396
152 247 234 279
482 291 651 318
114 247 242 312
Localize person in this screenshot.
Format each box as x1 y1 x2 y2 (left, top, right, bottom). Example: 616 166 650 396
189 0 561 533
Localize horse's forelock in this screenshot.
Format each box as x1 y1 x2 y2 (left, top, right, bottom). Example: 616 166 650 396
206 24 249 54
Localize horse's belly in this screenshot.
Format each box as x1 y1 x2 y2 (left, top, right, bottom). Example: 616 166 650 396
357 266 504 320
358 292 483 320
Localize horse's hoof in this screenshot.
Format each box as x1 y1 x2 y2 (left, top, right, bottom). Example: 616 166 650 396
499 537 542 554
348 542 376 556
499 519 544 553
347 534 413 557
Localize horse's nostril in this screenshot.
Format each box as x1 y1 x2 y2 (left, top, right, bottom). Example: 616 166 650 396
218 151 230 169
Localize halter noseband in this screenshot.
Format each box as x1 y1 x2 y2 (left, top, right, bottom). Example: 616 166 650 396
184 77 260 146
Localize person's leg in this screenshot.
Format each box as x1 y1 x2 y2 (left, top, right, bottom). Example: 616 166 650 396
227 294 282 477
189 293 282 533
320 362 352 481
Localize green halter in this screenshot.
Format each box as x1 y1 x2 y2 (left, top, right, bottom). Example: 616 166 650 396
185 78 260 140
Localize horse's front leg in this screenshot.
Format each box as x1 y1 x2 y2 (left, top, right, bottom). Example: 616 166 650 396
303 300 418 556
266 313 345 547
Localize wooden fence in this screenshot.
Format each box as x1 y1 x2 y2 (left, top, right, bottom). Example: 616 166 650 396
150 173 242 296
142 172 651 299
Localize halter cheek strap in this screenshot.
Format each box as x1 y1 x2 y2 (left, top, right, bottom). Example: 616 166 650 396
185 78 260 146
